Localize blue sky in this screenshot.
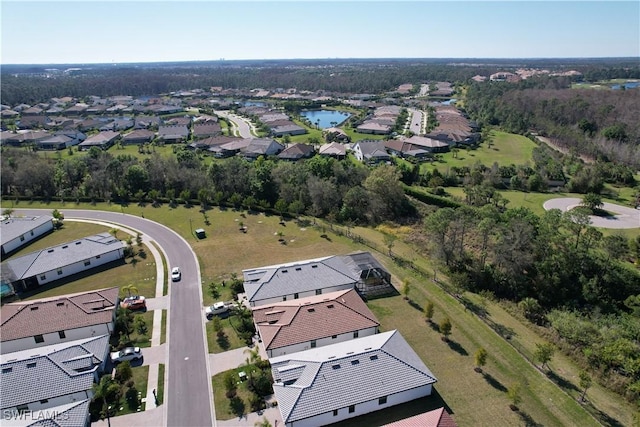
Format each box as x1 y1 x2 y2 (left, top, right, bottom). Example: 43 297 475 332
1 1 638 64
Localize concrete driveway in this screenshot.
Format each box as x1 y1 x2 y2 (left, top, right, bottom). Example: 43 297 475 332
543 197 640 229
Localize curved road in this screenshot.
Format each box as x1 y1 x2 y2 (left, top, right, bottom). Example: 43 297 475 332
15 209 214 427
215 110 255 139
543 198 640 229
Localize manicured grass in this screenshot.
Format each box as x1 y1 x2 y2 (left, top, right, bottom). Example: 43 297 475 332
130 310 154 348
35 143 177 162
114 364 149 416
149 240 169 297
341 126 387 142
211 365 264 420
157 363 165 405
160 309 167 345
422 130 538 173
206 314 249 354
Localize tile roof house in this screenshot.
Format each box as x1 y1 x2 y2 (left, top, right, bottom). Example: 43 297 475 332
213 139 251 158
133 115 161 129
192 122 222 139
78 131 120 150
1 233 125 294
158 125 189 143
318 142 347 158
271 124 307 137
1 215 54 258
356 121 392 135
36 134 76 150
0 287 119 353
242 138 284 159
277 143 315 161
270 330 437 427
121 129 155 145
353 140 390 163
2 399 92 427
382 407 458 427
253 289 380 358
0 335 109 419
243 251 391 307
188 135 241 151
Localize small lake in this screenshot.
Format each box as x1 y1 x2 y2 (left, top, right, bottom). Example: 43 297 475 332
300 110 351 129
244 101 267 107
611 82 639 90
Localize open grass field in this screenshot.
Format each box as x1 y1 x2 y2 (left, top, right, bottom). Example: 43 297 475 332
422 130 539 173
206 313 248 354
6 200 627 426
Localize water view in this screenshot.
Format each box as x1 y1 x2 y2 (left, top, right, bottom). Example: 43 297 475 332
300 109 351 129
611 81 639 90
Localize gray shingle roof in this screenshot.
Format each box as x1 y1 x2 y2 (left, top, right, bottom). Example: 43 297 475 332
7 399 92 427
243 256 359 304
0 215 53 245
270 330 437 424
2 233 125 282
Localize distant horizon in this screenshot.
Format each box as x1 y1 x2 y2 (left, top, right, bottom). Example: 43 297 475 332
3 56 639 67
2 2 638 65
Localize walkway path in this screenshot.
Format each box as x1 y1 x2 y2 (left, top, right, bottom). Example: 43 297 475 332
543 198 640 229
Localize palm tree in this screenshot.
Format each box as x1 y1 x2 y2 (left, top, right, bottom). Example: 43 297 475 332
92 375 116 417
122 284 139 297
244 347 261 366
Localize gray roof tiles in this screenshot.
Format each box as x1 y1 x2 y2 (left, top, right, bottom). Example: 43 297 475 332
0 215 53 245
270 330 437 424
2 233 125 282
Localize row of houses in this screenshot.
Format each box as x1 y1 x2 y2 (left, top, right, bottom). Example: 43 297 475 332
0 287 120 424
241 253 455 427
238 105 307 137
355 105 402 135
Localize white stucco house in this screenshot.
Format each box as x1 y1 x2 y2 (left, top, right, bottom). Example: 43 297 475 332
0 334 110 419
253 288 379 358
0 215 54 258
0 287 119 353
1 233 125 293
243 251 392 307
270 330 438 427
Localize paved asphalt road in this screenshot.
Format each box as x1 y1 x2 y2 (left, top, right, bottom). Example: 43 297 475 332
543 198 640 229
216 111 253 138
14 209 214 427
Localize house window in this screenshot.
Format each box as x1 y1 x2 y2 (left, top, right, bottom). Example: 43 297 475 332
348 405 355 413
27 362 36 368
282 296 287 302
40 399 49 404
20 235 25 241
34 335 44 343
310 340 316 348
16 405 28 413
96 255 101 259
84 260 91 266
294 293 299 299
315 289 322 295
333 409 338 416
332 335 337 339
30 231 34 236
379 396 387 405
40 275 46 281
57 269 63 275
353 331 359 339
2 368 12 373
58 331 66 339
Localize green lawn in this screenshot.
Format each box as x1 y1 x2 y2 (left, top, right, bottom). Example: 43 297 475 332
423 130 538 173
129 310 154 348
157 363 165 405
211 364 267 420
160 309 167 344
206 314 249 354
116 365 149 415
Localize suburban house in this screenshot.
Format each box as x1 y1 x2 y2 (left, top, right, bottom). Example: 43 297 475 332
242 138 284 159
270 124 307 137
397 135 450 154
253 288 380 357
192 122 222 139
1 233 125 293
356 121 391 135
353 140 391 163
243 251 392 307
158 125 189 143
0 335 109 420
322 127 350 143
212 139 251 158
0 287 119 353
78 131 120 150
383 139 430 160
1 215 54 258
277 143 315 161
36 134 77 150
122 129 155 145
270 330 438 427
318 142 347 158
382 407 457 427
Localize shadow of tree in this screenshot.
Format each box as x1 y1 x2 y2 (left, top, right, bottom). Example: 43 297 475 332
407 299 424 312
594 408 625 427
428 321 440 333
546 371 579 393
518 411 543 427
482 372 507 392
446 339 468 356
217 333 230 350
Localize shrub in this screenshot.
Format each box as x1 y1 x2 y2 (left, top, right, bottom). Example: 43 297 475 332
125 386 140 410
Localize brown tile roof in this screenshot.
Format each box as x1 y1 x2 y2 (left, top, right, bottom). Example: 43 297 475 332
253 289 379 351
0 287 119 342
382 407 457 427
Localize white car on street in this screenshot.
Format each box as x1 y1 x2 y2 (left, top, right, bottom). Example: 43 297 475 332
171 267 181 282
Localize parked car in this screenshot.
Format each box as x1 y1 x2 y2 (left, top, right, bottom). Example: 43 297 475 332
171 267 181 282
110 346 142 364
205 302 230 319
120 295 146 311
